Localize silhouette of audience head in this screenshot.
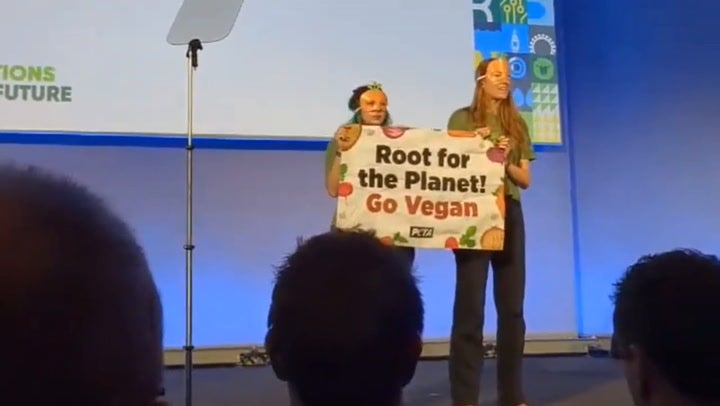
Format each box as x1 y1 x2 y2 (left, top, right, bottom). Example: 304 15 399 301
0 164 165 405
265 230 424 406
611 249 720 406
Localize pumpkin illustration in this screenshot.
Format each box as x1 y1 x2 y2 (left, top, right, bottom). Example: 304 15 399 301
480 227 504 250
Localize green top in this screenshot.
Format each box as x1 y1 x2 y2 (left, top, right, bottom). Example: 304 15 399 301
447 107 535 201
325 138 339 177
325 138 338 228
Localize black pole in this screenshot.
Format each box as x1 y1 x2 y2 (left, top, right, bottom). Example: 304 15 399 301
183 38 202 406
186 39 203 69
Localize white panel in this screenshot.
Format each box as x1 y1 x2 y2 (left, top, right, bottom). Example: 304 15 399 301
0 0 474 138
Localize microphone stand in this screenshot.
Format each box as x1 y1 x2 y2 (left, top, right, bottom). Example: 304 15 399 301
183 38 202 406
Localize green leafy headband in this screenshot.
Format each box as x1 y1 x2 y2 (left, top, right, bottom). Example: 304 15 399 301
367 81 383 91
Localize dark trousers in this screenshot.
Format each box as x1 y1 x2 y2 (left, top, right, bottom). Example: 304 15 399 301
449 198 526 406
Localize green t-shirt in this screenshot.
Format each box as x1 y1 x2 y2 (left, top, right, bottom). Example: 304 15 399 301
325 138 339 178
324 138 339 228
446 107 535 201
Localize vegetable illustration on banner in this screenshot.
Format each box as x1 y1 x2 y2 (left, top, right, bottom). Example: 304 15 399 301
338 163 353 200
335 126 507 250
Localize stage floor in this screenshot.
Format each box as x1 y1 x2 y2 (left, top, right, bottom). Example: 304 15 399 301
162 356 632 405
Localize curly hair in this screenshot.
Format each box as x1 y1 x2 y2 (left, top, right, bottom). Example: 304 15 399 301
611 249 720 402
347 85 373 111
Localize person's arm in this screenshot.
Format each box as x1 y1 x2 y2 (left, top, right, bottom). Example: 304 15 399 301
325 139 341 197
505 119 534 189
506 160 530 189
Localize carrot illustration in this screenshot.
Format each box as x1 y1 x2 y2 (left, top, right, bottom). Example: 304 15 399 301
379 236 394 246
444 237 459 249
447 130 477 138
380 232 409 246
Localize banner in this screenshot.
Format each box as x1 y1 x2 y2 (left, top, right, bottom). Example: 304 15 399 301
472 0 563 145
335 125 507 250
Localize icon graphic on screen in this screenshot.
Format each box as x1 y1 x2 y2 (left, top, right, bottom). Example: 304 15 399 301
473 0 501 30
500 0 528 24
531 82 560 143
474 0 495 22
474 24 529 56
513 88 526 108
532 83 560 142
532 57 555 81
532 83 559 110
525 89 533 108
532 111 561 143
527 0 554 26
511 29 520 53
530 33 557 55
509 56 527 79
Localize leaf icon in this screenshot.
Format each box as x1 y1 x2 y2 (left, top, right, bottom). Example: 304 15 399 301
459 234 469 247
339 163 348 180
393 232 409 243
466 226 478 237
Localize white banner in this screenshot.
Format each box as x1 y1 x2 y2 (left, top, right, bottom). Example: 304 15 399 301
335 126 507 250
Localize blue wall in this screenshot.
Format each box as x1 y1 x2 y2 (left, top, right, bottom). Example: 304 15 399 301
562 0 720 334
0 140 576 346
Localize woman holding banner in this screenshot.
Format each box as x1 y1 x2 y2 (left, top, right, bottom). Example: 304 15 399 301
324 82 391 197
324 83 415 266
446 58 534 406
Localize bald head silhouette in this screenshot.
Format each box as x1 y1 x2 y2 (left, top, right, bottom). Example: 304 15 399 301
0 164 164 405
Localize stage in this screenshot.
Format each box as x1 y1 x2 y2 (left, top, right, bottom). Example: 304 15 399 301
162 356 632 405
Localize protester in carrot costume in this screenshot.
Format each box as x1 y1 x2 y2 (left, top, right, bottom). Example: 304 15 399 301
324 82 415 266
446 58 535 406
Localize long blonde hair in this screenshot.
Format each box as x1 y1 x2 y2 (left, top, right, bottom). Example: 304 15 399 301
470 58 528 152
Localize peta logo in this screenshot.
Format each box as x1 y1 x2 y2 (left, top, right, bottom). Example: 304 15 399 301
409 227 434 238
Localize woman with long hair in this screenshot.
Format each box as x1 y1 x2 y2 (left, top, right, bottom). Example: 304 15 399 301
446 58 534 406
324 83 415 265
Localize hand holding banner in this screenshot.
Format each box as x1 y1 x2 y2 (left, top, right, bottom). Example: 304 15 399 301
335 126 507 250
